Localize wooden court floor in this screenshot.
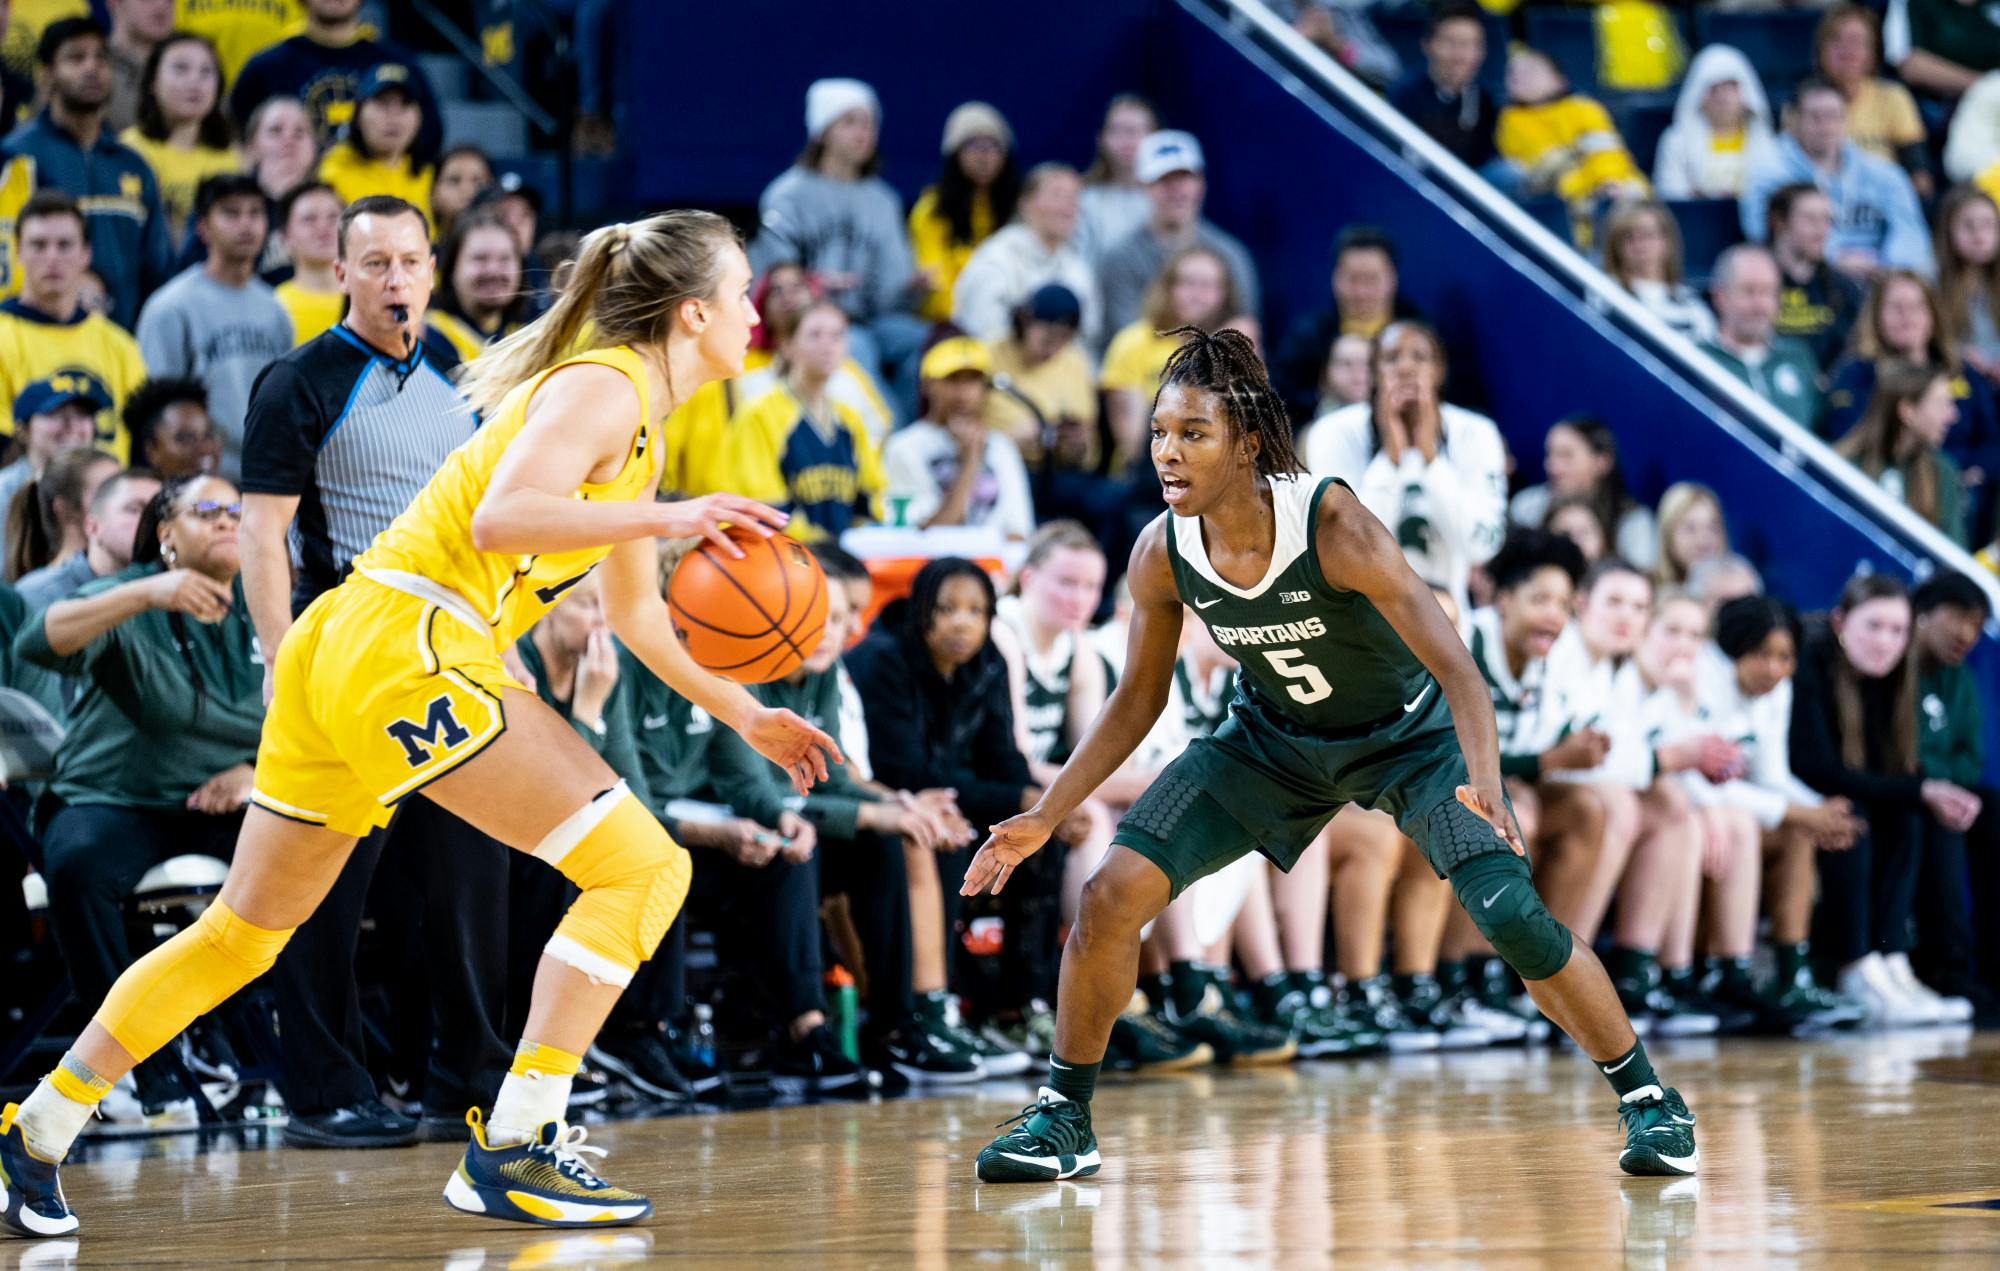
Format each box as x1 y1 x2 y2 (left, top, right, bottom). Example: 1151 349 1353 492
6 1030 2000 1269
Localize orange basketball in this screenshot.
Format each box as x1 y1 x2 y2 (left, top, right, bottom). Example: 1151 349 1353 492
667 526 829 684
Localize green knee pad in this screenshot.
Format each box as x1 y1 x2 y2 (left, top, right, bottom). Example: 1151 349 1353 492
1448 852 1573 981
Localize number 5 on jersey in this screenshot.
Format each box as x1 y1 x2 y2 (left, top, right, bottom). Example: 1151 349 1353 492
1263 648 1331 704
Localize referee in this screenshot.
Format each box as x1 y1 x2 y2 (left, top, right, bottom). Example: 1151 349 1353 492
238 193 509 1147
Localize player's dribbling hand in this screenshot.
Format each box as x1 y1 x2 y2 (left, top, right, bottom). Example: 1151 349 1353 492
653 493 790 558
961 810 1054 896
1455 783 1526 856
147 568 233 623
744 705 844 795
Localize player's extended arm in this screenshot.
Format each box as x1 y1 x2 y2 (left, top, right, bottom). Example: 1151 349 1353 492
1315 484 1522 853
961 524 1184 895
599 536 841 796
470 362 787 557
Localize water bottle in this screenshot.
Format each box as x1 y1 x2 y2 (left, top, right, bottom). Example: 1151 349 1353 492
825 966 859 1062
692 1002 718 1071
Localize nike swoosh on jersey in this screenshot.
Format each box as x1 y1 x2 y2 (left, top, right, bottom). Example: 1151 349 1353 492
1195 596 1223 609
1404 682 1432 713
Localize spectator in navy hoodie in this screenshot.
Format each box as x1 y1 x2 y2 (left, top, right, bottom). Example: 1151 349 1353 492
228 0 442 162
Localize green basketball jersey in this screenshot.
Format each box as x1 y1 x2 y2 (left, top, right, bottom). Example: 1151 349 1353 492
1163 475 1429 732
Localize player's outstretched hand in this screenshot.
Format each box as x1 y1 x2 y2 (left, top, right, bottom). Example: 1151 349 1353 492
961 810 1054 896
1456 783 1526 856
744 705 844 794
653 493 789 558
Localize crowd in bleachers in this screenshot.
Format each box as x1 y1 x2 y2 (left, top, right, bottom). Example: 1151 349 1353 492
1 0 1999 1151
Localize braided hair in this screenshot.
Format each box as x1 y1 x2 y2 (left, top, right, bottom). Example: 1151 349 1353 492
1152 326 1304 479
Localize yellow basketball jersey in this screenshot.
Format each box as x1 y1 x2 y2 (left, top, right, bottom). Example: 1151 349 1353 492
351 345 659 647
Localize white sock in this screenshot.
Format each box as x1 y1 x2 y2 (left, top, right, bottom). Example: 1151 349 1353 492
14 1079 98 1162
488 1070 570 1148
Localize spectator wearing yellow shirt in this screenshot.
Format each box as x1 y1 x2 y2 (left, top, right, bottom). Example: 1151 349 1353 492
0 193 147 459
119 33 240 243
427 209 529 362
987 283 1098 471
174 0 305 86
1496 47 1648 204
724 300 884 542
1817 4 1931 200
1101 243 1237 465
988 283 1131 562
430 143 493 241
908 102 1018 324
272 180 342 345
315 63 432 214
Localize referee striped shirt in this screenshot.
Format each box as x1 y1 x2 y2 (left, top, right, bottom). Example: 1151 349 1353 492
240 322 471 615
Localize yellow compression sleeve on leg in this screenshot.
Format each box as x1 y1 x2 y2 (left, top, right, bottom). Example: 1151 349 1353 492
532 783 691 987
95 899 295 1060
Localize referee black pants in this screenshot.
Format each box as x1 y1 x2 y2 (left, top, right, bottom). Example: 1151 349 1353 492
269 796 511 1116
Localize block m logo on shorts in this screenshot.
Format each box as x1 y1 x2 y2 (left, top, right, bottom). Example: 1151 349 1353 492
386 695 472 768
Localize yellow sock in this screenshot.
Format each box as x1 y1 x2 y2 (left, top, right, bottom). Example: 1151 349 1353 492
490 1040 582 1147
48 1057 111 1107
509 1040 582 1079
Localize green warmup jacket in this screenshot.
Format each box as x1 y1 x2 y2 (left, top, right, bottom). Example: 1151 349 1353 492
1918 662 1984 789
708 663 878 840
617 644 726 829
14 564 261 808
513 633 653 807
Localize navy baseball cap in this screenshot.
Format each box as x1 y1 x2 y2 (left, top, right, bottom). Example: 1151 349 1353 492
13 373 109 423
1023 283 1082 327
356 62 418 102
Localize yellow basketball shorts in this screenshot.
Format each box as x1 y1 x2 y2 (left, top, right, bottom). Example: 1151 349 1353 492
250 576 524 837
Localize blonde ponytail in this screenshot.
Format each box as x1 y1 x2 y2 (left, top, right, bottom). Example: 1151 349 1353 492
457 209 739 415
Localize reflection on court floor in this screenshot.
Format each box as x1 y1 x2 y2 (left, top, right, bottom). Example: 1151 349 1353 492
7 1030 1999 1268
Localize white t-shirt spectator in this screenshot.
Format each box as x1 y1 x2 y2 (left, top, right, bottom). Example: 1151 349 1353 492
1302 402 1508 613
951 224 1102 347
1695 642 1822 828
881 420 1035 542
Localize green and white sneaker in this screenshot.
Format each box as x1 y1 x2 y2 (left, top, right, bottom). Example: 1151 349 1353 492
1347 976 1440 1052
1161 974 1297 1065
1264 981 1379 1058
975 1088 1101 1183
1107 991 1212 1072
1772 944 1865 1030
981 1000 1058 1059
1617 1086 1698 1177
921 991 1030 1078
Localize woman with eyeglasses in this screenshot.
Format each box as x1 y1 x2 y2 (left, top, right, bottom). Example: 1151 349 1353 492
14 475 259 1126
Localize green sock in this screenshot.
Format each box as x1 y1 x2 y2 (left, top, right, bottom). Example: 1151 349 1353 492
1167 962 1207 1016
1253 972 1290 1015
1599 1039 1659 1100
1048 1053 1099 1103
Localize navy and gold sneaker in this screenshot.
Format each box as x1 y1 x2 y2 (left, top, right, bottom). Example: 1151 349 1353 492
443 1110 652 1227
1 1102 79 1237
1617 1086 1699 1177
975 1088 1100 1183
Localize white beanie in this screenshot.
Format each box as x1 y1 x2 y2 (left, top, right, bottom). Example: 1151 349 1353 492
940 101 1012 156
806 78 880 139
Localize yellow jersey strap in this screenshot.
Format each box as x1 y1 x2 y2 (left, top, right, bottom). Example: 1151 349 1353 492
548 345 654 484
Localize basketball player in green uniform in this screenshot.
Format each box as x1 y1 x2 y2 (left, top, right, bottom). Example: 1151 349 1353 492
968 329 1696 1183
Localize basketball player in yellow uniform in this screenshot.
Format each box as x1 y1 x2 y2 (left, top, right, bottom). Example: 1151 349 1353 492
0 209 843 1236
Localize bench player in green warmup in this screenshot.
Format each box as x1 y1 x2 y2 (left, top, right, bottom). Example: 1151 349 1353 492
966 328 1697 1183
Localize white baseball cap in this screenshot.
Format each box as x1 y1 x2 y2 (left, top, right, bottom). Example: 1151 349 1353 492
1135 130 1205 183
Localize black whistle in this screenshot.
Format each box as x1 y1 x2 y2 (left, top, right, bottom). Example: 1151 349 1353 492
389 304 410 324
